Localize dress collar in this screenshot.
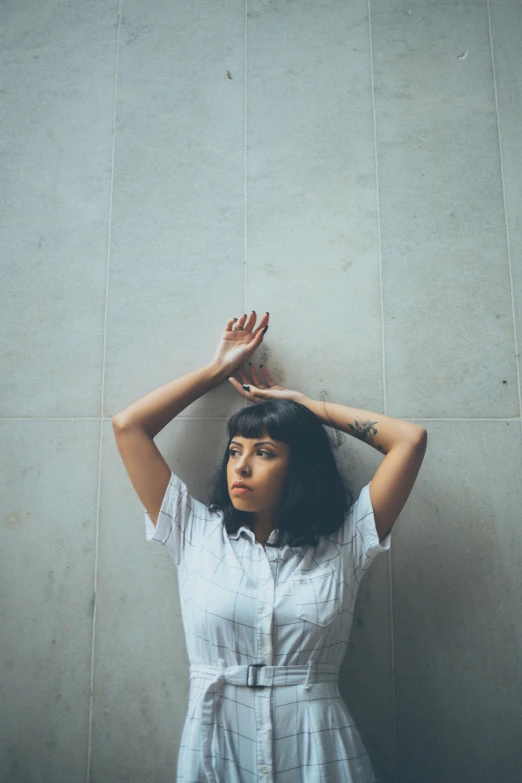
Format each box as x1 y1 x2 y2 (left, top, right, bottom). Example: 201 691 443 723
228 525 279 544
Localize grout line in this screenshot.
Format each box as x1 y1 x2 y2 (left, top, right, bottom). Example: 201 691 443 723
367 2 398 781
243 2 248 412
1 416 520 422
86 2 123 782
487 0 522 430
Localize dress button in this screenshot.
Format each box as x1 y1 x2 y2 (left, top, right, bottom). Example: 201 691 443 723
260 764 269 773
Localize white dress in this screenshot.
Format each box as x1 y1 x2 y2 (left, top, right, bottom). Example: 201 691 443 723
145 471 392 782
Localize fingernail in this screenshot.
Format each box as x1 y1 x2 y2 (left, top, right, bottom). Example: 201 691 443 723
266 311 269 315
233 317 237 321
260 364 263 368
252 310 256 314
242 384 250 391
248 362 252 366
263 325 268 334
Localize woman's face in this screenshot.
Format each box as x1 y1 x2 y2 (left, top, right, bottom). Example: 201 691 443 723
226 431 290 518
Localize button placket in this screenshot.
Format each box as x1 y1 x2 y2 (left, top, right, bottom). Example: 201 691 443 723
255 563 274 780
255 683 273 779
258 560 274 659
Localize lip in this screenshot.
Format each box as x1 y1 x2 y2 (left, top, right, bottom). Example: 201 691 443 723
232 486 253 494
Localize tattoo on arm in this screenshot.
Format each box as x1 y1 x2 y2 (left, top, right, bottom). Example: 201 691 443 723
348 420 385 453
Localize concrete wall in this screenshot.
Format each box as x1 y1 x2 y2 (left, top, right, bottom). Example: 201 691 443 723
1 1 521 781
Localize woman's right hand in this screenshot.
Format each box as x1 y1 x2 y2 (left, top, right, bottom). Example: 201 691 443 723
210 311 269 374
228 364 307 405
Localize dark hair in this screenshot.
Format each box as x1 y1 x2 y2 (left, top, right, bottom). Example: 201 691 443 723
206 399 355 550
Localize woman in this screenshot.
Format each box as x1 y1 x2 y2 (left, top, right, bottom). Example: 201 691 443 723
112 311 427 783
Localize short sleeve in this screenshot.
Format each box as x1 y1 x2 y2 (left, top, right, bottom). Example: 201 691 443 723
342 480 392 585
144 470 212 567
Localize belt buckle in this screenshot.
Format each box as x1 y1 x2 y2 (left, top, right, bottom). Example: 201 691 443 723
246 663 266 689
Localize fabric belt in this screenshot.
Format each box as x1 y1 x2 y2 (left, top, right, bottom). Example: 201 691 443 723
189 659 341 782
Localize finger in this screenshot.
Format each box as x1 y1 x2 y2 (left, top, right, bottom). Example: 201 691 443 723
259 365 275 385
225 317 239 331
243 311 260 332
254 312 269 328
228 376 249 397
248 363 264 386
252 321 268 341
237 367 251 384
244 310 257 331
241 383 266 397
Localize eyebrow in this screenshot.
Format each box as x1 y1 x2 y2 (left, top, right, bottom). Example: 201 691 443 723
229 440 277 448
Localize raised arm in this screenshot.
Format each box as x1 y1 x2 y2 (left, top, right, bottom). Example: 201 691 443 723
112 310 271 524
299 397 425 454
301 397 428 541
112 363 227 524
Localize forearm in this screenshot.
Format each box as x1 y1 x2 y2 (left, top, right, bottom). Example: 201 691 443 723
112 362 228 438
299 396 426 454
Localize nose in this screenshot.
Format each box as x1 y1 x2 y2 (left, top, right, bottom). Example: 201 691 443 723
235 457 250 474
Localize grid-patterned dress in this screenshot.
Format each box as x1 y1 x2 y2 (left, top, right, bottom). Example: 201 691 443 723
145 471 392 782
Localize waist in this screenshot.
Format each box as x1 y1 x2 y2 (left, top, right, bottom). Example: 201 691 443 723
190 661 340 689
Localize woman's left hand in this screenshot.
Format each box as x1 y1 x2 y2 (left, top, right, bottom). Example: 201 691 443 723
228 364 306 405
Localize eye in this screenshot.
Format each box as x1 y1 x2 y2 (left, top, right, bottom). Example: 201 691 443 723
228 449 273 458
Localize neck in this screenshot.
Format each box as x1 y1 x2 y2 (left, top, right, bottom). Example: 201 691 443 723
253 513 275 541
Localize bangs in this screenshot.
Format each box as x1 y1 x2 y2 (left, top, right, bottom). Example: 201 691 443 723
226 403 292 445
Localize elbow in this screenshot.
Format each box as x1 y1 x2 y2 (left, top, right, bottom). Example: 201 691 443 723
112 415 127 430
414 428 428 447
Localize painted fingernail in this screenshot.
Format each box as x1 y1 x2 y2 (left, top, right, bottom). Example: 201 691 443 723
252 310 256 314
248 362 252 366
260 364 264 368
266 311 269 315
242 384 250 391
263 325 268 334
233 318 238 321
